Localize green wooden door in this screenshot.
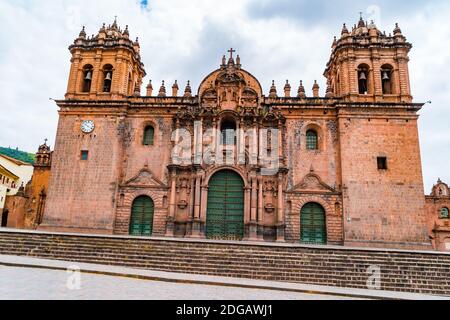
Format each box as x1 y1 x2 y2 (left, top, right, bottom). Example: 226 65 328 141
206 170 244 240
129 196 154 236
301 203 327 244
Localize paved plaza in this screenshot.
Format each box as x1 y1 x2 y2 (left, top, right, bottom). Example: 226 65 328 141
0 265 352 300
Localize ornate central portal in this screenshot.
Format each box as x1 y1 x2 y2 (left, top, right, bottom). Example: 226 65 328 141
206 170 245 240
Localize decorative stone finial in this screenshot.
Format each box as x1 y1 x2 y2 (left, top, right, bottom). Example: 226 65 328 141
312 80 320 98
184 81 192 97
341 23 349 36
172 80 179 97
357 14 365 28
123 25 129 37
297 80 306 98
146 80 153 96
79 26 86 38
284 80 291 98
158 80 166 97
393 23 402 35
269 80 278 98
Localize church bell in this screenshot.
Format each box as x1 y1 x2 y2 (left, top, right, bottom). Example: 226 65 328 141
85 71 92 81
359 71 367 80
105 72 112 81
382 71 390 80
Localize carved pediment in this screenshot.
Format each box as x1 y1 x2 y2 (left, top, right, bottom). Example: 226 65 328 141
290 173 337 193
124 169 167 188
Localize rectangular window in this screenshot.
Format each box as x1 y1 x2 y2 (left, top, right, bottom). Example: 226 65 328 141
377 157 388 170
81 150 89 161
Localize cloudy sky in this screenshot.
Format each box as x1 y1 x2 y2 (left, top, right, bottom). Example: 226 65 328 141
0 0 449 191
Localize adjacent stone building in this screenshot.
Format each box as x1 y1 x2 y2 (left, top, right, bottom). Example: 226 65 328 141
426 179 450 251
38 17 446 250
2 142 52 229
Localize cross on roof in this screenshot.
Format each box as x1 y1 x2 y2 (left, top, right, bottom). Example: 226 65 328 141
228 48 236 59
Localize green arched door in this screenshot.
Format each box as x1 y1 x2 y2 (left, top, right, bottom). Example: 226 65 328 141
301 203 327 244
129 196 154 236
206 170 244 240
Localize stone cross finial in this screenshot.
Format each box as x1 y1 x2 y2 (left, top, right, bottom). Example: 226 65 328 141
228 48 236 59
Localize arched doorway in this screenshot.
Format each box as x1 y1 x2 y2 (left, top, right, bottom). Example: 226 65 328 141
300 203 327 244
129 196 154 236
206 170 244 240
1 210 8 227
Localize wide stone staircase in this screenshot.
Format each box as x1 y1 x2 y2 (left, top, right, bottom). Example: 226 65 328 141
0 229 449 296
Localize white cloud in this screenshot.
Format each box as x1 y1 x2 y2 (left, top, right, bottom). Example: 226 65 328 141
0 0 449 191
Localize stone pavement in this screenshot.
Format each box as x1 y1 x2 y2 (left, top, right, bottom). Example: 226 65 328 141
1 255 448 300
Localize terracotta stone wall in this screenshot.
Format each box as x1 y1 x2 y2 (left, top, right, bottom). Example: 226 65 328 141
4 195 27 228
285 116 341 191
122 116 174 185
339 115 430 249
41 112 123 234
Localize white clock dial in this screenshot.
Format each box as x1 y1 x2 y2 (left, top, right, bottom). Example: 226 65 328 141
81 120 95 134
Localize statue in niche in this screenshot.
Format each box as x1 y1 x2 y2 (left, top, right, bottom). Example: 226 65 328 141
264 180 277 213
177 177 190 210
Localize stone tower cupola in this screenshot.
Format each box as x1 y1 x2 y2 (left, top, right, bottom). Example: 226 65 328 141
324 17 412 103
34 139 52 168
65 19 146 100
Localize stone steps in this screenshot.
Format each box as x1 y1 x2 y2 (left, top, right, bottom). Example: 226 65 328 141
2 243 449 274
1 236 447 264
0 230 449 296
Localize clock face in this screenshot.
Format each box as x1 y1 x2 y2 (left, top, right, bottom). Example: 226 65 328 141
81 120 95 134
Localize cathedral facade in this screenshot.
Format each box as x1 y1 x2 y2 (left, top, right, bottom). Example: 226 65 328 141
40 18 437 250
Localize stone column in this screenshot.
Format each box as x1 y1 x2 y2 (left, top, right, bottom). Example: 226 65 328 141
191 173 202 238
249 176 258 240
166 170 177 237
244 186 251 225
257 177 264 240
277 174 285 242
278 121 283 163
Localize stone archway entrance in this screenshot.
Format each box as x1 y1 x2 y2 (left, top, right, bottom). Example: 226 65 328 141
129 196 154 236
1 210 8 227
300 203 327 244
206 170 244 240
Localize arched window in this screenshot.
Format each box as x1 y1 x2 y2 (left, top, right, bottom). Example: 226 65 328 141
128 73 133 96
306 130 318 150
221 120 236 146
358 65 369 94
102 64 113 93
381 65 394 94
143 126 155 146
82 65 93 93
441 207 449 219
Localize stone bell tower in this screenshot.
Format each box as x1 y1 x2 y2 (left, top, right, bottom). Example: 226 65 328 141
325 17 412 103
324 17 430 249
65 19 146 100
